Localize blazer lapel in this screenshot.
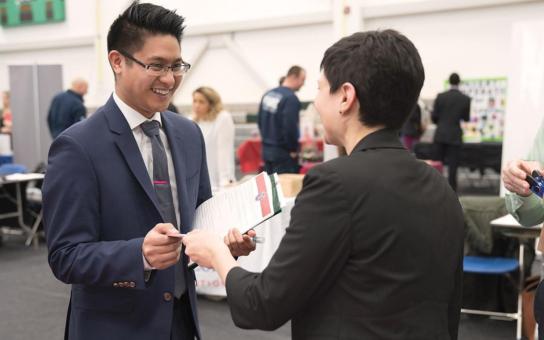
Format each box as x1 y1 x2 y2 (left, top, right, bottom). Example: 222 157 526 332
161 112 190 233
103 96 163 218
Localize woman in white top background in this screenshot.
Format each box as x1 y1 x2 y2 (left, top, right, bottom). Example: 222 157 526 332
192 86 236 192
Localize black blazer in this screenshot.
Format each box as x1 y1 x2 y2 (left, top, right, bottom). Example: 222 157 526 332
226 129 464 340
432 89 471 145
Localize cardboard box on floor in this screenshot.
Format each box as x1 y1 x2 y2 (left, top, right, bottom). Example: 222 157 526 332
278 174 305 198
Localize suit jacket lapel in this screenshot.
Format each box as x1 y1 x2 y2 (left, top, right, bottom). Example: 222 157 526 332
103 96 163 218
162 112 190 233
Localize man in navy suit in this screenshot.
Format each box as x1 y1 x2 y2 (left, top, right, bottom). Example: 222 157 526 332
42 3 254 340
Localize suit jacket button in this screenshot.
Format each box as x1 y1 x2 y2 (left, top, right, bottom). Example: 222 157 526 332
123 281 129 287
163 292 173 302
113 282 119 288
129 282 136 288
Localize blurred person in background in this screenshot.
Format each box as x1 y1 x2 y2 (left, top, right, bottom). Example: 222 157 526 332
192 86 235 191
258 65 306 174
47 78 88 139
432 72 471 191
502 119 544 337
400 100 424 152
1 91 12 134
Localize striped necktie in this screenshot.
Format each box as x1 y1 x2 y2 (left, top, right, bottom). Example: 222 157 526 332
141 120 185 298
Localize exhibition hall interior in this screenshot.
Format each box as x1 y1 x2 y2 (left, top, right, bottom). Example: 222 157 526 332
1 0 544 339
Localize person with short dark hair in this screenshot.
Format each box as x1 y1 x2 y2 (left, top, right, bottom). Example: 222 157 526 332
42 2 254 340
183 29 465 339
47 78 88 139
258 64 306 174
432 72 471 191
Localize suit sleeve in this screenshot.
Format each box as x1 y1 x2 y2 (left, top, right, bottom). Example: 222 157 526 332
431 96 440 124
282 95 301 152
225 165 352 330
71 103 87 125
43 134 148 289
462 97 471 122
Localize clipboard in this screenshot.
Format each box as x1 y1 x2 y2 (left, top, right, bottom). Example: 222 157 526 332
187 172 286 269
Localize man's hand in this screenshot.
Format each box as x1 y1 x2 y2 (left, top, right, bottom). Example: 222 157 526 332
502 160 541 197
142 223 183 270
183 230 230 268
225 228 256 257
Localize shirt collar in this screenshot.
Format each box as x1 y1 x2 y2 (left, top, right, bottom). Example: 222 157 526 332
113 92 162 130
352 128 405 153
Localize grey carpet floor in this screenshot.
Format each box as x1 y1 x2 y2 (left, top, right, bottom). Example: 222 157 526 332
0 236 517 340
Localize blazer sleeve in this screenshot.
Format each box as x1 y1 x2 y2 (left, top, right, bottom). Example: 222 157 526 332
43 134 148 289
462 97 471 122
71 102 87 125
431 95 440 124
225 164 352 330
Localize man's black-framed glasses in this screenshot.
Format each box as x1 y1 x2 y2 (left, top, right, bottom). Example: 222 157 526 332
118 50 190 76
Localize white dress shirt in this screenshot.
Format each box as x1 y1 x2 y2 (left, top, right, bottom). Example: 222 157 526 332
113 93 180 270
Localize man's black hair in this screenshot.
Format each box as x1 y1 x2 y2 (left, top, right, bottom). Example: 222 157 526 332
107 1 185 54
449 73 461 86
320 29 425 130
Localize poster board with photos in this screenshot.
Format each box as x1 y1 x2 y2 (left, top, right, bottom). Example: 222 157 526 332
0 0 65 27
449 77 508 143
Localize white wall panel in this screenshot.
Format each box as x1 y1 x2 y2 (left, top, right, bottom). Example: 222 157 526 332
147 0 331 26
364 1 544 99
0 45 96 105
175 23 334 106
1 0 544 109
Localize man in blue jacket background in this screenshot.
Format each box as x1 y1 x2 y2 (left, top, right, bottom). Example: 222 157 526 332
258 65 306 174
47 78 88 138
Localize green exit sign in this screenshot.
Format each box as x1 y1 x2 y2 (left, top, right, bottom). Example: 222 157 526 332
0 0 65 27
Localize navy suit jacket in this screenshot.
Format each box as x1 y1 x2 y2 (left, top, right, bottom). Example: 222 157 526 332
47 90 87 139
42 96 212 340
